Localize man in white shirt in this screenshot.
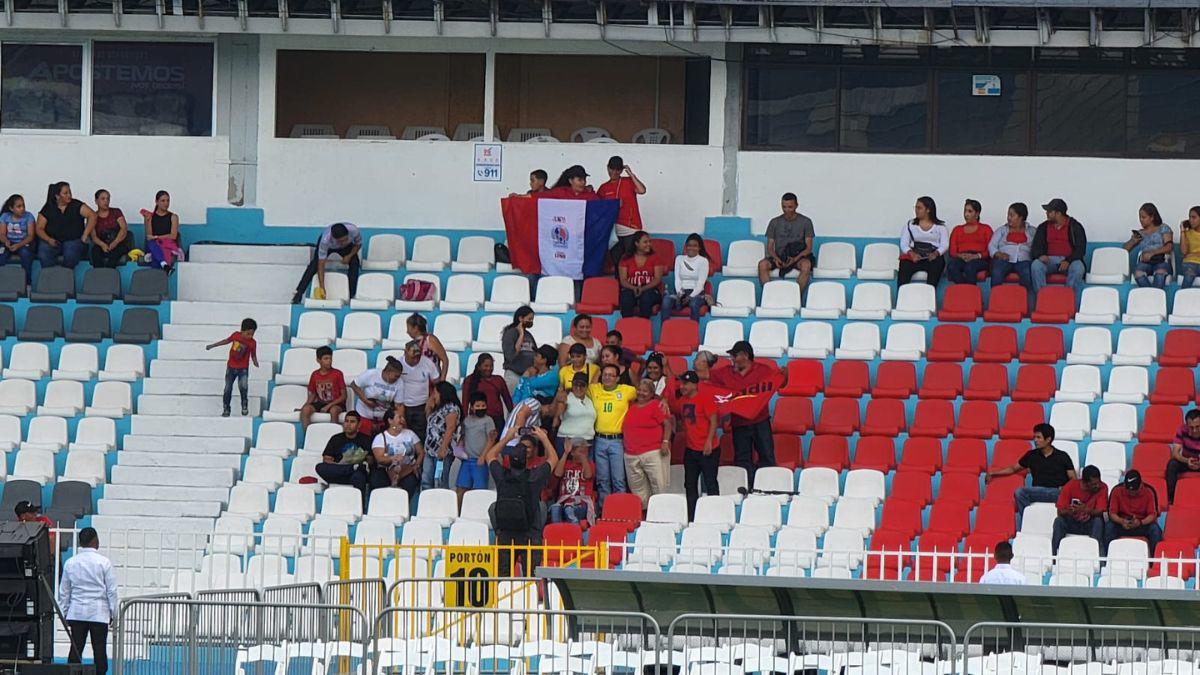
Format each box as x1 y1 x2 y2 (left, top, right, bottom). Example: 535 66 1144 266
349 356 403 436
399 339 440 441
59 527 118 674
977 541 1027 586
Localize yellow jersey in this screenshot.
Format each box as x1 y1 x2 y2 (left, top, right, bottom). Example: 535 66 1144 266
558 363 598 390
1183 228 1200 264
588 383 636 435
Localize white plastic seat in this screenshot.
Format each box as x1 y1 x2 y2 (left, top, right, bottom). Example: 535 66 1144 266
756 280 801 318
429 314 472 352
1055 440 1080 469
258 517 304 556
393 273 440 312
414 488 458 527
1112 328 1158 366
332 349 367 381
1103 366 1149 404
880 323 926 362
726 525 772 569
832 498 877 537
738 496 782 533
292 312 337 348
1083 441 1127 486
367 487 411 525
287 456 321 490
845 283 892 321
290 123 336 138
1055 535 1101 575
53 344 99 381
438 275 486 313
70 417 116 452
355 517 399 554
699 320 744 354
645 493 688 531
362 234 406 270
402 125 447 140
858 243 901 280
1122 288 1168 325
447 519 489 547
507 127 554 142
227 484 270 522
747 321 789 359
471 315 509 352
336 313 382 349
632 127 670 144
796 467 839 506
63 449 107 486
1049 572 1092 587
1012 533 1053 575
321 486 365 523
399 518 444 556
302 272 349 309
752 467 796 504
348 274 395 311
1066 327 1112 365
785 497 830 535
1105 538 1148 579
346 124 394 139
294 555 335 584
261 385 307 423
842 469 886 505
0 416 17 452
570 126 611 142
529 315 563 348
1096 573 1137 588
1169 288 1200 326
787 322 834 359
251 421 297 458
627 523 677 566
1075 288 1121 324
407 235 451 272
301 423 341 455
1086 247 1130 284
531 276 575 314
693 496 736 533
38 381 84 417
99 344 145 381
484 275 532 313
276 348 316 386
1020 502 1058 536
1093 403 1138 442
274 484 317 522
457 489 495 524
810 242 856 279
1048 402 1091 441
246 554 293 588
1144 575 1185 589
242 455 284 490
817 528 865 569
673 524 723 566
304 517 348 557
834 322 880 360
800 282 846 319
11 449 55 484
345 554 382 579
715 465 748 504
210 515 254 555
1055 365 1102 403
723 240 764 277
0 380 36 416
709 279 757 318
890 283 935 321
452 236 496 273
772 527 818 569
4 343 49 379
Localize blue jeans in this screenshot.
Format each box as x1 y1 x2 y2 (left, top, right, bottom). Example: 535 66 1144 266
947 257 988 284
1134 261 1171 288
1105 521 1162 556
1031 256 1085 294
37 238 86 269
222 367 248 410
1051 515 1104 555
549 503 588 524
1183 262 1200 289
0 244 35 283
990 259 1032 289
593 436 626 509
660 292 707 322
1015 486 1061 528
421 451 453 490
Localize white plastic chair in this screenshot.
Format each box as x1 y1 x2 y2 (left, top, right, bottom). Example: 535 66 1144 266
800 282 846 319
227 484 270 522
22 416 68 452
531 276 575 314
276 348 317 386
1048 402 1091 441
747 321 789 359
753 467 797 502
1105 538 1149 580
1020 502 1058 536
355 517 399 554
506 128 554 142
842 469 886 504
699 320 744 354
632 128 671 144
305 518 348 557
406 235 451 272
1122 288 1168 325
84 381 130 419
1075 287 1120 324
302 272 349 309
210 515 255 555
710 279 757 318
693 496 737 533
845 283 892 321
812 242 856 279
1103 366 1149 404
38 381 84 417
362 234 406 270
71 417 116 452
336 313 382 350
414 488 459 527
4 343 49 379
458 489 496 524
880 323 926 361
726 525 772 569
242 455 284 490
858 243 901 280
52 344 99 381
1083 441 1127 485
295 555 335 584
529 315 563 347
274 485 318 522
835 322 880 360
756 280 801 318
1112 328 1158 366
471 315 510 353
289 124 337 139
0 380 36 416
292 312 337 348
737 496 781 533
346 124 394 140
673 524 723 566
332 349 367 380
1169 288 1200 326
258 516 305 557
401 125 447 140
251 422 296 457
11 449 55 484
99 344 145 381
788 322 834 359
817 528 866 569
796 467 839 506
321 486 365 523
484 275 532 313
348 274 395 311
427 314 473 353
0 416 18 451
645 494 688 531
772 527 818 570
1066 327 1113 365
367 487 411 525
785 497 830 535
627 523 677 566
723 241 764 277
1055 535 1101 575
1086 247 1130 284
435 275 485 314
1055 365 1102 403
1093 403 1138 442
570 126 611 142
891 283 936 321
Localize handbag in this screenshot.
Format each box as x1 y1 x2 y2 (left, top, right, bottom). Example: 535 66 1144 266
908 224 939 257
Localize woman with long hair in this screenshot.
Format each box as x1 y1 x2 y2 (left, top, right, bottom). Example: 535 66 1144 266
500 305 537 394
0 194 36 283
618 231 664 318
538 165 598 200
898 196 948 286
1125 202 1173 289
89 189 133 268
406 313 449 381
1180 206 1200 289
421 381 463 490
461 353 513 431
946 199 993 285
660 233 713 321
36 181 96 269
988 203 1034 290
144 190 183 271
372 405 424 499
558 313 603 365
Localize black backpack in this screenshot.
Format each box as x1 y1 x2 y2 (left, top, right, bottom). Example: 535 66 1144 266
494 467 534 533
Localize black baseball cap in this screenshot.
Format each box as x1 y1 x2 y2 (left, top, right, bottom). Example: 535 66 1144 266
677 371 699 384
13 501 38 516
727 341 755 358
1041 198 1068 214
1124 470 1143 490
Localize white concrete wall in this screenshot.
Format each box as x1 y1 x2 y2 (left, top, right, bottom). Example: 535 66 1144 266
736 151 1200 242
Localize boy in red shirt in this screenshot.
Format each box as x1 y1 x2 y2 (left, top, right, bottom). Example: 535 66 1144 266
206 318 259 417
673 371 719 521
301 345 346 430
598 155 647 265
1106 470 1162 554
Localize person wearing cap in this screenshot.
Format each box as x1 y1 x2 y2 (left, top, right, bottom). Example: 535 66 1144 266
549 439 596 525
59 527 117 675
1031 198 1087 295
986 423 1075 529
482 426 558 574
1050 465 1108 555
589 363 637 510
349 355 404 436
597 156 648 266
1106 469 1162 553
621 379 672 508
758 192 816 291
538 165 598 201
1166 408 1200 504
672 370 720 521
709 341 778 480
292 222 362 304
14 501 56 550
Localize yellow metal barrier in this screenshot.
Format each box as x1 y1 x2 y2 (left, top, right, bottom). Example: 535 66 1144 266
338 540 610 583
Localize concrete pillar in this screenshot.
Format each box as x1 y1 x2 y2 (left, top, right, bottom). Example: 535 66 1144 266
217 34 260 206
483 50 496 142
717 44 742 216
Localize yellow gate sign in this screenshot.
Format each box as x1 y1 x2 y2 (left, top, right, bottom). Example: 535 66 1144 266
445 546 497 608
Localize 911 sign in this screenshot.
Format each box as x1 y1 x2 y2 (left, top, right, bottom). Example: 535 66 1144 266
474 143 502 182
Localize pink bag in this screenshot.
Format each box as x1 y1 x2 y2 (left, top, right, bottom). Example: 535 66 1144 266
398 279 436 302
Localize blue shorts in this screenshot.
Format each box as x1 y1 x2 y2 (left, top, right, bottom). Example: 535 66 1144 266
455 461 490 490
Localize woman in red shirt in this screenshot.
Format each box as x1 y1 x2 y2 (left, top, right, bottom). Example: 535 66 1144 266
621 379 671 508
536 165 598 201
461 353 514 431
618 232 664 318
89 189 132 268
946 199 993 285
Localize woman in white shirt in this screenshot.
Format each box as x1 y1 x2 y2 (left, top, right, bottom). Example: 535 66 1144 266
372 405 424 495
898 196 949 286
558 314 604 365
659 233 712 322
552 371 597 456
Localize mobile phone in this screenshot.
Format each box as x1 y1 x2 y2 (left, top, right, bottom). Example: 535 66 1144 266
1070 498 1082 507
1131 230 1143 237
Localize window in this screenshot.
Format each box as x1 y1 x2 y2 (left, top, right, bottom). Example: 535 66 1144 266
1035 72 1124 154
840 69 928 152
744 67 836 150
91 42 214 136
1 44 83 130
1126 71 1200 157
936 71 1030 154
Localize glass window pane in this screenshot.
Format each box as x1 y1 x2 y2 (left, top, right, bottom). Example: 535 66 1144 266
840 68 928 152
936 71 1029 154
1126 71 1200 157
744 66 836 150
92 42 214 136
1 44 83 130
1035 72 1124 154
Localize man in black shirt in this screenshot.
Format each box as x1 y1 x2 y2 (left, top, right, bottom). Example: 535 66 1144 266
315 411 388 508
986 423 1076 528
483 426 558 575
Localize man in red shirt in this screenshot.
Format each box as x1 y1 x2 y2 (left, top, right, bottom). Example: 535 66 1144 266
205 318 259 417
597 156 647 266
1106 469 1162 554
709 341 778 480
1050 464 1107 555
15 500 56 550
1031 197 1087 295
673 371 719 521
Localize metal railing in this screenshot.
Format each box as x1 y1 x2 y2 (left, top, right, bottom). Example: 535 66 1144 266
962 623 1200 675
339 541 610 580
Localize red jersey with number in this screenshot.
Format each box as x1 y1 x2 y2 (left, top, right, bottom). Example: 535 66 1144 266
620 253 661 288
225 333 257 369
308 368 346 404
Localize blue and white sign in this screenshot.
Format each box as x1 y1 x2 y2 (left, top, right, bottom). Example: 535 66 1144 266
972 75 1002 97
473 143 502 182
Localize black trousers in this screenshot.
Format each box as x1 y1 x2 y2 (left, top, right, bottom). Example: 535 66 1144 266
1165 459 1200 503
68 620 108 675
315 463 390 508
731 420 776 484
619 287 662 318
89 238 132 268
295 235 360 298
898 256 946 286
404 405 428 445
684 448 719 522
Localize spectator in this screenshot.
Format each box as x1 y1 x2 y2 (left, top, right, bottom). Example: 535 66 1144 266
553 372 596 456
509 169 549 197
399 339 439 441
986 423 1076 527
500 306 537 394
406 313 449 382
692 350 718 382
1051 465 1108 555
1180 206 1200 289
605 331 640 369
988 202 1034 290
898 196 948 286
291 222 362 304
539 165 597 200
372 405 424 494
316 412 386 509
618 231 664 318
500 396 542 446
558 343 599 391
422 381 462 491
514 344 562 405
143 190 183 272
709 341 778 480
59 527 117 675
757 192 815 291
301 346 346 431
622 379 671 508
1106 469 1163 553
37 181 95 270
947 199 993 284
671 371 719 521
558 314 603 365
0 194 36 284
642 353 667 396
15 500 57 550
1031 198 1087 295
661 233 713 321
977 541 1026 585
461 353 513 432
597 156 647 263
590 363 636 510
1123 202 1173 289
550 440 596 525
456 393 497 500
87 189 131 269
349 356 404 436
600 345 638 387
484 426 558 574
1166 408 1200 503
205 318 258 418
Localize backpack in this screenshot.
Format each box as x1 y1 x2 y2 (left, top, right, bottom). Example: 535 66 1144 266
494 468 535 533
398 279 436 302
494 243 511 265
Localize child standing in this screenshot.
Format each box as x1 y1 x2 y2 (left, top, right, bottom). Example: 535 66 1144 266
301 345 346 430
206 318 259 417
457 393 497 501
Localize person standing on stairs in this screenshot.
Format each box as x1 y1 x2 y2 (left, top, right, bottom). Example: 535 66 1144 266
206 318 259 417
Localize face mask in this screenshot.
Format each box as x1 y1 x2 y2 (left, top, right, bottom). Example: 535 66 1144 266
473 410 487 418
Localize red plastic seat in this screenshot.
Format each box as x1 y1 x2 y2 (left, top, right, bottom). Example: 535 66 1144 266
851 437 896 472
964 364 1010 401
543 523 584 567
943 439 988 475
1175 481 1200 510
577 277 619 314
974 326 1019 363
1030 286 1076 324
926 500 972 539
938 284 982 322
666 356 687 374
773 434 802 470
862 399 906 437
983 285 1029 323
927 324 972 362
649 238 676 265
1011 365 1056 402
871 362 916 399
981 474 1025 507
938 472 982 506
655 318 699 356
954 401 1000 439
1141 405 1183 443
973 503 1017 539
719 434 735 466
1150 367 1196 406
956 534 1005 582
914 531 961 582
999 402 1046 440
1131 443 1170 479
600 493 644 531
1160 329 1200 367
879 499 924 539
892 470 933 506
1019 326 1065 364
780 359 824 397
704 239 723 273
898 437 943 474
613 317 652 353
866 530 912 581
586 520 631 568
910 400 955 438
806 435 850 471
816 398 860 436
989 440 1030 472
1145 476 1169 510
918 363 963 400
773 397 814 435
1164 507 1200 546
825 361 870 398
1149 540 1199 580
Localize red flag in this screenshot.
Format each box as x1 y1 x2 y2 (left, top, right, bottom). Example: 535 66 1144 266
709 371 786 424
500 197 542 275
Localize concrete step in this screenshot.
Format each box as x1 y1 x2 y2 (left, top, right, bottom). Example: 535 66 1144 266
118 451 244 471
107 546 207 569
111 565 177 589
137 394 264 417
177 263 308 304
142 377 269 399
149 359 275 380
131 414 254 439
156 340 281 363
102 483 230 504
189 244 313 266
162 323 287 344
123 435 247 455
111 464 236 487
92 514 217 534
169 301 293 327
98 498 225 518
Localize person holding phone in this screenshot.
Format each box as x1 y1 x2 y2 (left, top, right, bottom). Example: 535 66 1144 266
1180 207 1200 289
1123 202 1173 289
1050 465 1108 556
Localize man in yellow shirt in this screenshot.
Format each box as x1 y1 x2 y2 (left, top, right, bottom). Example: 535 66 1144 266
589 363 636 509
558 343 599 391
